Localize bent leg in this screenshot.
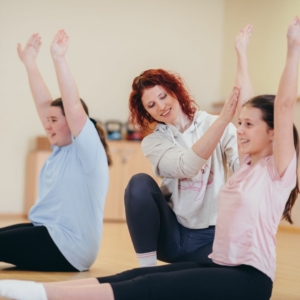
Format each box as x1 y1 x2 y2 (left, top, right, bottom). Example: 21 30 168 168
125 173 182 263
0 223 32 233
0 225 77 271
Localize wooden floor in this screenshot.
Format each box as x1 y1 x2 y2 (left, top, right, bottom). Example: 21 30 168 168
0 216 299 300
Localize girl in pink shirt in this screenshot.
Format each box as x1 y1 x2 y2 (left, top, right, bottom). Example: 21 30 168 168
0 17 299 300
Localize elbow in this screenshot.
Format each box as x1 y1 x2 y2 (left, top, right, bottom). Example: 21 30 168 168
179 160 207 178
275 97 296 110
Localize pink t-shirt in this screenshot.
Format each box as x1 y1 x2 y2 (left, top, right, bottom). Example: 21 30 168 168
210 153 296 281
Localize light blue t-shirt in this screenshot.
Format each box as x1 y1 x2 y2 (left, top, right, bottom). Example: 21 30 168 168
29 118 109 271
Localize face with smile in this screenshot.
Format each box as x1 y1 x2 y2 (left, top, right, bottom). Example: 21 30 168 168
237 105 274 160
141 85 183 126
45 106 72 147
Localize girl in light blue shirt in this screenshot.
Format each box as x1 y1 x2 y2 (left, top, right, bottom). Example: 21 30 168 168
0 30 111 272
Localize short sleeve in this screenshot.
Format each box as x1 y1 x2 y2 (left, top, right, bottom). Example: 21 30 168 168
267 152 297 189
72 118 106 173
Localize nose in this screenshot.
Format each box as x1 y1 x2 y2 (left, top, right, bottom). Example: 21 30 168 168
45 121 52 130
157 101 166 111
236 124 243 134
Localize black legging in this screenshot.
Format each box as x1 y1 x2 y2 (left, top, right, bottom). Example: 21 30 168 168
98 262 273 300
0 223 77 271
125 173 214 263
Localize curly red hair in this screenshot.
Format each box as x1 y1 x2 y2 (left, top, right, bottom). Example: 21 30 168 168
128 69 198 132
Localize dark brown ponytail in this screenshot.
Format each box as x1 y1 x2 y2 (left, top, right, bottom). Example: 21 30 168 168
95 122 112 166
282 124 299 224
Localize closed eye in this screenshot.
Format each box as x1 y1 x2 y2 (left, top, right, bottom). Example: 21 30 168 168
148 102 154 108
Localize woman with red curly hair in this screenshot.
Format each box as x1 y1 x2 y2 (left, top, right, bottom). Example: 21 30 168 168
125 68 240 267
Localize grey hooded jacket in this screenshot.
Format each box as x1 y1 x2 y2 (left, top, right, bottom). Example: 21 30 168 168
141 110 239 229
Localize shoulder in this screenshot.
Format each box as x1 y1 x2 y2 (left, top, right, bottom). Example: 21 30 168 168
203 111 237 138
194 111 236 136
194 110 218 129
143 123 173 142
195 110 215 122
267 153 297 183
142 129 172 151
73 118 99 143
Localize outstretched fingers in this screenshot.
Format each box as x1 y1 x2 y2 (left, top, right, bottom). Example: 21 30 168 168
287 16 300 51
228 85 240 109
52 30 69 46
30 33 42 50
17 33 42 65
235 24 253 55
220 86 240 124
30 33 42 52
51 30 69 59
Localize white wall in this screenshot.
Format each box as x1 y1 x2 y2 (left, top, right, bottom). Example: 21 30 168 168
0 0 225 213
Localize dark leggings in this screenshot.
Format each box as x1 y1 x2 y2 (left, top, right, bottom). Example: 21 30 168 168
98 262 273 300
125 173 214 263
0 223 78 271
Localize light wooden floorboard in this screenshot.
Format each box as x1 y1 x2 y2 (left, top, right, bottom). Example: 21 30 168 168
0 217 299 299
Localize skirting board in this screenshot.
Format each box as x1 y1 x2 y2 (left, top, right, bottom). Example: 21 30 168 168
0 214 300 233
278 224 300 234
0 213 27 219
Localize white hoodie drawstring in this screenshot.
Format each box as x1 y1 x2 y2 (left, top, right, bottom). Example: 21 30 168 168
166 126 176 145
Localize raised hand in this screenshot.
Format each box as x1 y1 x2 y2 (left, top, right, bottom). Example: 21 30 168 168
219 85 240 124
50 30 69 61
50 30 87 138
235 24 253 56
17 33 41 66
273 16 300 178
287 16 300 52
234 24 254 118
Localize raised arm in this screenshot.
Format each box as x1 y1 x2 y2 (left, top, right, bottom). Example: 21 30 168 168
234 25 254 118
234 24 254 163
191 86 240 160
191 26 253 166
17 33 52 127
192 26 252 166
274 16 300 176
50 30 87 138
